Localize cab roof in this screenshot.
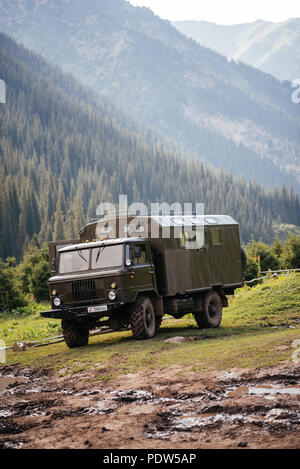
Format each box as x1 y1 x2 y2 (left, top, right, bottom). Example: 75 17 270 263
89 214 238 227
57 237 147 253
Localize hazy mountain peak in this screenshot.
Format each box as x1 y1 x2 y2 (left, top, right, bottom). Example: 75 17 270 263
173 17 300 82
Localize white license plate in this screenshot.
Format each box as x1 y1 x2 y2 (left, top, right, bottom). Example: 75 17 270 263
88 305 108 313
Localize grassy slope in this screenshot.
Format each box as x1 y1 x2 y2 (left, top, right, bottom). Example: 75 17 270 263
1 274 299 379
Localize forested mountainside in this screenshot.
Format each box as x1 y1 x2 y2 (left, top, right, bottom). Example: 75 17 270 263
0 33 299 260
173 18 300 83
0 0 299 190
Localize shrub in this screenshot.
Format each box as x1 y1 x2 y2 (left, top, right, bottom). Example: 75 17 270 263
246 239 281 272
280 234 300 269
16 244 50 302
244 258 260 281
0 258 27 312
30 258 51 302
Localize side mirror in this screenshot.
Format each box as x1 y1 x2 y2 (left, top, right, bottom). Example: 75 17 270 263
51 258 57 272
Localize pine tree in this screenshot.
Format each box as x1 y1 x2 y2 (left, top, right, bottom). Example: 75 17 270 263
53 202 65 241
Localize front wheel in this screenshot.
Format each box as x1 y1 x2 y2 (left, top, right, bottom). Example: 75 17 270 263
61 319 89 348
193 291 222 328
130 296 156 339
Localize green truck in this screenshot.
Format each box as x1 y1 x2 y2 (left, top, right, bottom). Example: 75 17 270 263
41 214 246 348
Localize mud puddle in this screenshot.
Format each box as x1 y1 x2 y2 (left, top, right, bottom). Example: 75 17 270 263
248 386 300 396
0 363 299 448
0 376 28 391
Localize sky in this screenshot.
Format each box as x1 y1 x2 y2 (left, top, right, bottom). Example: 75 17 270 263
128 0 300 24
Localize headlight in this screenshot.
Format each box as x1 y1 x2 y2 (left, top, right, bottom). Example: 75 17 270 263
108 290 117 301
53 297 62 307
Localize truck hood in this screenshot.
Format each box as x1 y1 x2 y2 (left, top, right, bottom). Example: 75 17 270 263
49 268 128 283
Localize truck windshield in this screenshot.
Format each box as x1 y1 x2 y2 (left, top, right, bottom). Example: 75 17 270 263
59 249 90 273
58 244 124 273
91 244 123 270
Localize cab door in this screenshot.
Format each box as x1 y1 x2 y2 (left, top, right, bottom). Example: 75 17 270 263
128 242 156 293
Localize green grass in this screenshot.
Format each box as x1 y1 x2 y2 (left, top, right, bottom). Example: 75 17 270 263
0 301 60 345
1 274 299 379
223 273 300 329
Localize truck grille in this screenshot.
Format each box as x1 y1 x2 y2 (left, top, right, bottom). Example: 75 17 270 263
72 279 97 302
118 289 131 302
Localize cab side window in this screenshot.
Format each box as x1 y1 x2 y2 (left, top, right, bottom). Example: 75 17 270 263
130 244 148 265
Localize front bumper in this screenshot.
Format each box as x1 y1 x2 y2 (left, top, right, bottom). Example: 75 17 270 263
40 302 124 320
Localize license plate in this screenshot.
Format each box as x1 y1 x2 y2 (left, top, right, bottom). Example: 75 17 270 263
88 305 107 313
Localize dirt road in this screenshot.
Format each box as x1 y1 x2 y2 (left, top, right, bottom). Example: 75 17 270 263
0 362 299 449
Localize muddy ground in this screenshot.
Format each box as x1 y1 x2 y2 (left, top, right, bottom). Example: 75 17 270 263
0 362 299 449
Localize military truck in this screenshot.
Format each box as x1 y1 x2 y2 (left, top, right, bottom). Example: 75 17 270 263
41 214 246 348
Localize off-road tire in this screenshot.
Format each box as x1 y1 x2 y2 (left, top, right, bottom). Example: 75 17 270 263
61 319 89 348
130 296 156 340
193 291 222 329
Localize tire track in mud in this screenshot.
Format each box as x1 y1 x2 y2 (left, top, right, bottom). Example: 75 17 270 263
0 364 299 449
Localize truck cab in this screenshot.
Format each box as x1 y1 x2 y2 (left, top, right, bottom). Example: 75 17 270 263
41 237 163 347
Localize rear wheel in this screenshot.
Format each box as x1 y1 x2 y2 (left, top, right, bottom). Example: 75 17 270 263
130 296 156 339
61 319 89 348
193 291 222 328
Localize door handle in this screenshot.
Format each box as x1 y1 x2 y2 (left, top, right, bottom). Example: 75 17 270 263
148 270 154 274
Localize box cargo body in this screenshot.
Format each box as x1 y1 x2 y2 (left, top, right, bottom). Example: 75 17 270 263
80 214 244 296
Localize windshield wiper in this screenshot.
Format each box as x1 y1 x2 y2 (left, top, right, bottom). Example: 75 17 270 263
76 249 88 263
95 246 105 264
